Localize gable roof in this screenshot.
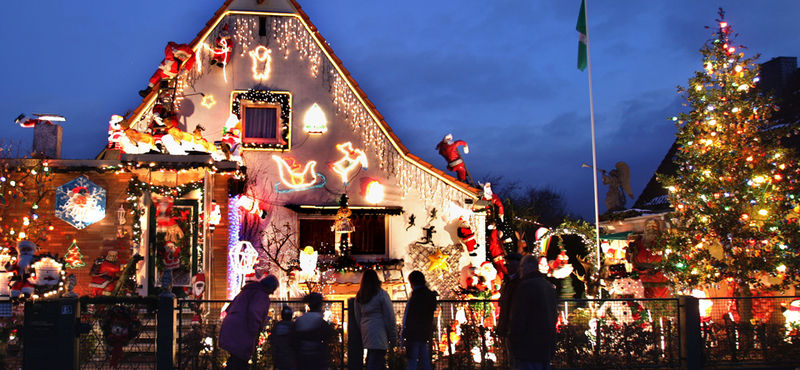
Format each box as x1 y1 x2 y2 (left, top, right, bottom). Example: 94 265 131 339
127 0 479 197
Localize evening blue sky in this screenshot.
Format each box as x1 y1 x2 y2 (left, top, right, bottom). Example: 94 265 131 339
2 1 800 220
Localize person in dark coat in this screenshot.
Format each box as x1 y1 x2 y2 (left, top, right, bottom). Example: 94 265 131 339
496 252 523 367
508 255 558 370
354 269 398 370
219 274 280 370
292 293 334 370
270 305 296 370
402 271 439 370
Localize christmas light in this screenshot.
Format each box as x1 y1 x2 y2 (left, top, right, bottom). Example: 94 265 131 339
332 142 367 185
364 181 385 204
272 155 322 189
249 45 272 79
303 103 327 134
201 95 217 108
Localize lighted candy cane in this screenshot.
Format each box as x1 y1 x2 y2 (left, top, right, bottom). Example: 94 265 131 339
228 241 259 296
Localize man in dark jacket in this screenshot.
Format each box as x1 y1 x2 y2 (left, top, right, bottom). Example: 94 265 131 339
508 255 557 370
292 293 334 370
402 270 439 370
496 252 523 367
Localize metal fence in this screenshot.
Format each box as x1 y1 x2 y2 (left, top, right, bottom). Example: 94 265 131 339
699 296 800 367
77 297 159 370
176 299 346 370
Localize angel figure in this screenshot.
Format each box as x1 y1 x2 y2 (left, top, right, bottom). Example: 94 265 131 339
600 162 633 212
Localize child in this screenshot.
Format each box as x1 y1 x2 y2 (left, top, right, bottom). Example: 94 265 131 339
270 305 295 370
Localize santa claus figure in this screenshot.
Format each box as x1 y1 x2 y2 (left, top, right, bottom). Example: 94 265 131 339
481 183 504 222
5 241 37 300
89 250 124 296
163 242 182 271
632 219 669 298
186 272 206 299
457 217 478 257
139 42 196 98
210 24 232 67
435 134 469 182
486 222 507 279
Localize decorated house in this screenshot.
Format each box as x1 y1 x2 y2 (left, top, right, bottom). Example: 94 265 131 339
4 0 514 304
119 0 497 301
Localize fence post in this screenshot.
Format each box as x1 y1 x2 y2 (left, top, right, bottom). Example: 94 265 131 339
679 295 701 370
157 296 177 370
348 298 363 370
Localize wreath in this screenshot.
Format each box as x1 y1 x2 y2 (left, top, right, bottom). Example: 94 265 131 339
101 305 143 367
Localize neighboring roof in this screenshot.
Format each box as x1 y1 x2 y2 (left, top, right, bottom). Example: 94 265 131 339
631 140 679 212
128 0 480 197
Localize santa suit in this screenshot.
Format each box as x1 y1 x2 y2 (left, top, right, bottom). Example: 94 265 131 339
486 227 507 279
483 192 504 221
89 259 123 295
211 26 232 66
163 242 182 270
632 237 669 298
6 259 35 298
436 139 468 181
147 42 196 88
457 224 478 256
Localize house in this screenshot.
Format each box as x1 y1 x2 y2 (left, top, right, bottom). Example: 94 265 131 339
112 0 489 301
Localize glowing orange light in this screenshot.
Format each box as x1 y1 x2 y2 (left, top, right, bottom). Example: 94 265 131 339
720 22 727 28
365 181 384 203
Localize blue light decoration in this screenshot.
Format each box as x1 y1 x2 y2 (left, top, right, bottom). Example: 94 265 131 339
227 195 242 299
55 176 107 229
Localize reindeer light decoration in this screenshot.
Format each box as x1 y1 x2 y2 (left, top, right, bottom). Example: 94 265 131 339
332 142 367 185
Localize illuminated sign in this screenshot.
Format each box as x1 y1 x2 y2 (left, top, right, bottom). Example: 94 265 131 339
332 142 368 185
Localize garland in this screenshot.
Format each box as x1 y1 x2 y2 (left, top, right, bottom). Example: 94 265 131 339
231 89 291 150
126 176 204 248
288 256 403 273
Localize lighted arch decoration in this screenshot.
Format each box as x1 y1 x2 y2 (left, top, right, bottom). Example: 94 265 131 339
272 155 326 193
537 219 597 269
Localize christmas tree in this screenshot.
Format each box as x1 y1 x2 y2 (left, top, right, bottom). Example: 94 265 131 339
657 9 800 294
64 240 85 269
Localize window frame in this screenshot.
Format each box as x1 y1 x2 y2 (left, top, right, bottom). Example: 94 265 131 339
240 101 284 146
297 214 389 258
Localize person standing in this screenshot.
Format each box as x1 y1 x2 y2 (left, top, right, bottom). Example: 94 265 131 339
219 274 280 370
496 252 523 367
292 293 334 370
402 271 438 370
270 305 296 370
354 269 398 370
508 255 558 370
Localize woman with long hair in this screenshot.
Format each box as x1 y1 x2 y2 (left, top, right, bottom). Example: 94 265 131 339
354 269 398 370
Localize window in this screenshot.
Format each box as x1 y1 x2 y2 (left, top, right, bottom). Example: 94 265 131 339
241 103 284 145
298 215 387 256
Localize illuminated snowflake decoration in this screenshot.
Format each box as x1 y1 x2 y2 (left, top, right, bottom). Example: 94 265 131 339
55 176 107 229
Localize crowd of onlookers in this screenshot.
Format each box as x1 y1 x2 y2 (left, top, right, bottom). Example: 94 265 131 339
219 253 558 370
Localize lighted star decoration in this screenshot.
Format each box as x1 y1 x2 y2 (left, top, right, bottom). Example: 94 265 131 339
201 95 216 108
428 249 450 272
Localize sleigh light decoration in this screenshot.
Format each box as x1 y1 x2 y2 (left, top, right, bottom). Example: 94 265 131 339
55 176 107 229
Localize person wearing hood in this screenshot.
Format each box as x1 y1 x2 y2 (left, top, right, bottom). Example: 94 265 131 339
219 274 279 370
291 293 334 370
402 271 439 370
270 305 296 370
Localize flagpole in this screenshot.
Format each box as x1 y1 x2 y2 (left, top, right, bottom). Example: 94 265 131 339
582 0 602 269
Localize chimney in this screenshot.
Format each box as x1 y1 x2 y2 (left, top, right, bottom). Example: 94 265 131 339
32 123 62 159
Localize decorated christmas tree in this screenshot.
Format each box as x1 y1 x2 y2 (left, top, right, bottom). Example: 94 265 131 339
657 9 800 294
64 240 85 269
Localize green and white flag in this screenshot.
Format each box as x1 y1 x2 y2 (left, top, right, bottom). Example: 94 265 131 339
576 0 588 71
